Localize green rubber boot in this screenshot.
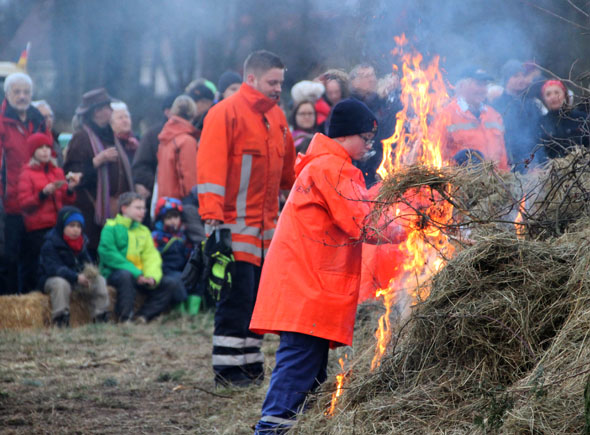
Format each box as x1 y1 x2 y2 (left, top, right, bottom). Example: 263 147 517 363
186 295 202 316
173 302 187 315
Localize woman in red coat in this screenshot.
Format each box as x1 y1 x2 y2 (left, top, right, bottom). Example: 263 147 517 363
251 99 405 433
17 133 81 291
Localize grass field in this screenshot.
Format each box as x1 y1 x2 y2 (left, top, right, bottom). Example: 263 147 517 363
0 313 287 434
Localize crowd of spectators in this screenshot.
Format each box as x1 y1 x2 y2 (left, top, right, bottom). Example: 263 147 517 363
0 55 587 316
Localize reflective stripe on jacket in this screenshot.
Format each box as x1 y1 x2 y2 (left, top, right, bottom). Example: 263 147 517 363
196 83 296 265
435 98 509 170
250 133 381 347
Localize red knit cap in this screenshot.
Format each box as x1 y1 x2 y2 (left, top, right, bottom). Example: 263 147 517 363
26 133 53 158
541 79 567 97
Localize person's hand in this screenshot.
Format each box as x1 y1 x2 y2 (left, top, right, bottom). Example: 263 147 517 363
77 274 90 287
93 147 119 167
137 276 155 286
42 182 57 195
135 184 151 199
66 172 82 189
205 219 223 228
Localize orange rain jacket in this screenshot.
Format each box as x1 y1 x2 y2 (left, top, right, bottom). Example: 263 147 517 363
358 243 404 303
250 133 404 347
435 98 509 170
196 83 296 265
156 115 199 200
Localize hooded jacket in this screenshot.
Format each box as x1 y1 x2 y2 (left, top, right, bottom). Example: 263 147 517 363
37 206 93 289
156 116 199 200
151 198 192 274
17 147 75 232
0 100 50 214
250 133 404 347
98 214 163 284
196 83 296 266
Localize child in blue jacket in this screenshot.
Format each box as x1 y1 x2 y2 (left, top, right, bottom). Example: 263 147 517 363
38 206 109 326
152 197 198 313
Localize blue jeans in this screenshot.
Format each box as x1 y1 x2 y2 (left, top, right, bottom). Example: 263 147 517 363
255 331 330 434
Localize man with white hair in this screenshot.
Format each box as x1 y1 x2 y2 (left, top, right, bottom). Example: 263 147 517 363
0 72 50 293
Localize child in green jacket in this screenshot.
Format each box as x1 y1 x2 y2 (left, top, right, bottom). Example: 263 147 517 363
99 192 178 322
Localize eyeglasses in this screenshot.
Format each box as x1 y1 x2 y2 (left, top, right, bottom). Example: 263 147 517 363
359 134 374 147
296 111 315 117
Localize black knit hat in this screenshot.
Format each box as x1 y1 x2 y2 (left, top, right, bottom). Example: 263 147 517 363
327 98 378 139
217 70 242 95
189 84 214 102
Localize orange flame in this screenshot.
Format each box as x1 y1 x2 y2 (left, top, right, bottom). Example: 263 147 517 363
371 35 455 370
326 356 348 417
514 197 526 240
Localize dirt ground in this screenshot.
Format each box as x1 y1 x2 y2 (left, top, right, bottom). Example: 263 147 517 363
0 313 287 434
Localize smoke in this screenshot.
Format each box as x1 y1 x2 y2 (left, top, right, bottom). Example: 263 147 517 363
359 0 590 84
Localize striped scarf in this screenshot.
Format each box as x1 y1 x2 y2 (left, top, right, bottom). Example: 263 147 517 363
83 125 133 225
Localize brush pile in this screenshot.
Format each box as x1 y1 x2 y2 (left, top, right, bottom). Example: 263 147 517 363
296 151 590 434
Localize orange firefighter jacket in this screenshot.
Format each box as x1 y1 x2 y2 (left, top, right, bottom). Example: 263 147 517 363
435 98 509 170
250 133 404 347
196 83 296 265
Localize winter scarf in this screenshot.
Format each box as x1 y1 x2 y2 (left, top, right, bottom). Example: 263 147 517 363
63 233 84 254
83 124 133 225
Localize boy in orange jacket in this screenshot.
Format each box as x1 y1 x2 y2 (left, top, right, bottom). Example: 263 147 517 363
250 99 406 433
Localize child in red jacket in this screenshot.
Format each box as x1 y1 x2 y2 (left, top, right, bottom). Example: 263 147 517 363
17 133 81 292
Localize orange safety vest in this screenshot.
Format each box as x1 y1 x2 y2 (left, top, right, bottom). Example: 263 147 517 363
250 133 404 347
435 98 509 170
196 83 296 265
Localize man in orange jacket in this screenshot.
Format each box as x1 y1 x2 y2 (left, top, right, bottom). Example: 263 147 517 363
196 50 296 387
433 67 509 171
250 99 406 433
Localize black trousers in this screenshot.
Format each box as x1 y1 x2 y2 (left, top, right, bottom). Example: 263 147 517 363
1 214 26 294
212 261 264 386
22 228 50 292
107 269 175 321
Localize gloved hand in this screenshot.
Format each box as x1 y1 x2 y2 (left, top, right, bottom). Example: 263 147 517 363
203 228 235 301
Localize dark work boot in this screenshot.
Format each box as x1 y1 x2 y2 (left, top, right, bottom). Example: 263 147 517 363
53 312 70 328
93 312 110 324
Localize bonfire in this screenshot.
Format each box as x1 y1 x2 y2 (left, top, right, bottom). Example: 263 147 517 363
307 36 590 434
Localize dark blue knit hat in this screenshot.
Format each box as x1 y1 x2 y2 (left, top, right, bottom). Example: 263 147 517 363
57 206 85 235
217 70 242 95
327 98 378 139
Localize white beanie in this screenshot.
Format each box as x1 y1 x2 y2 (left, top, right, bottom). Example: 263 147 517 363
290 80 325 105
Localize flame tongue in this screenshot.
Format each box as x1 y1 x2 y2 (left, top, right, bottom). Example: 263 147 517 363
327 35 458 417
371 35 455 370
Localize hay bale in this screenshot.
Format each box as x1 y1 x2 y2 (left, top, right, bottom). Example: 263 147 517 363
0 292 51 329
69 286 118 327
0 285 144 329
